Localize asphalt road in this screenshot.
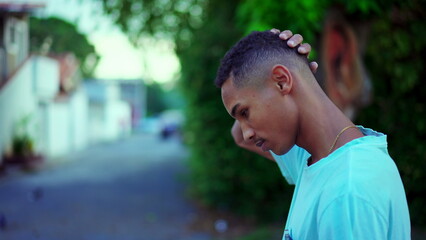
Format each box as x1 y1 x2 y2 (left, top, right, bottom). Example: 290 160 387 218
0 133 212 240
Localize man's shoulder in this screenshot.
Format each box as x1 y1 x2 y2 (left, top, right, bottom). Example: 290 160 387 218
325 145 398 193
317 144 406 217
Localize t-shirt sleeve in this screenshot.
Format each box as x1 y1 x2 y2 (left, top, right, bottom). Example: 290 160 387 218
270 145 310 185
318 194 388 239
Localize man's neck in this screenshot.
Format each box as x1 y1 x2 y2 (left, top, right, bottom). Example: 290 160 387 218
296 97 363 165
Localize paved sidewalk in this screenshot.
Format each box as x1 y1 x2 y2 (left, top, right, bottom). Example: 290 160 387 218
0 133 212 240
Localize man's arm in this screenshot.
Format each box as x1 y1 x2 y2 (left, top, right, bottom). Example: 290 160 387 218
231 29 317 161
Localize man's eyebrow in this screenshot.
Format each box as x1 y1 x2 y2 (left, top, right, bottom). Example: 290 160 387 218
231 103 240 118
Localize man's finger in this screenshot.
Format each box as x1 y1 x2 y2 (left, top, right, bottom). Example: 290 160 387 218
298 43 312 55
270 28 280 34
279 30 293 40
309 61 318 73
287 34 303 47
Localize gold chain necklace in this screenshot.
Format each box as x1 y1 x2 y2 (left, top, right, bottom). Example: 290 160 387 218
328 125 357 154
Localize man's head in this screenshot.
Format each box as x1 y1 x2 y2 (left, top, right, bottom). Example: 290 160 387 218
215 30 310 89
217 31 315 155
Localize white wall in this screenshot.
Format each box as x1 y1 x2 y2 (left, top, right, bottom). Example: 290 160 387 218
87 103 105 144
88 100 131 143
104 100 131 140
0 57 40 154
0 55 90 159
33 56 60 101
86 82 132 143
45 101 70 157
69 89 88 151
37 89 89 158
1 56 131 160
106 84 120 101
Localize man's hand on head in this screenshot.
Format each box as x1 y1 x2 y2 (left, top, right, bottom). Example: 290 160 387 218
270 29 318 73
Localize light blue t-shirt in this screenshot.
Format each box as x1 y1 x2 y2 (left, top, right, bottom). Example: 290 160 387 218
271 127 410 240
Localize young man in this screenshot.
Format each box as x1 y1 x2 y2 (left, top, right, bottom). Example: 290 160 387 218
215 30 410 239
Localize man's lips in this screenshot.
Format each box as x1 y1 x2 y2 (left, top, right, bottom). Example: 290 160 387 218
255 139 268 151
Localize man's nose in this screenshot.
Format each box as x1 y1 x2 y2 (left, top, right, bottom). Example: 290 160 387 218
241 123 255 142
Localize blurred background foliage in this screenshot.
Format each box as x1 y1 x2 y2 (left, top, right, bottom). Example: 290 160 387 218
98 0 426 228
145 82 185 116
145 82 169 116
29 17 100 78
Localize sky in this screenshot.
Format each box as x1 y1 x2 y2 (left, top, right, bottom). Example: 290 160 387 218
13 0 180 83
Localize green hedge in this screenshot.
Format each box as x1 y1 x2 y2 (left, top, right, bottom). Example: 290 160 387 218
359 3 426 225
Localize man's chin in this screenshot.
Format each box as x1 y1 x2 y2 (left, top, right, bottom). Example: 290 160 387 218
261 144 270 152
270 146 293 156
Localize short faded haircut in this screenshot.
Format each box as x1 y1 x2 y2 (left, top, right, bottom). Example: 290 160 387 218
215 30 310 88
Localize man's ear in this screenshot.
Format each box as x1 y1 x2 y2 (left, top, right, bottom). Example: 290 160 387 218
271 65 293 95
